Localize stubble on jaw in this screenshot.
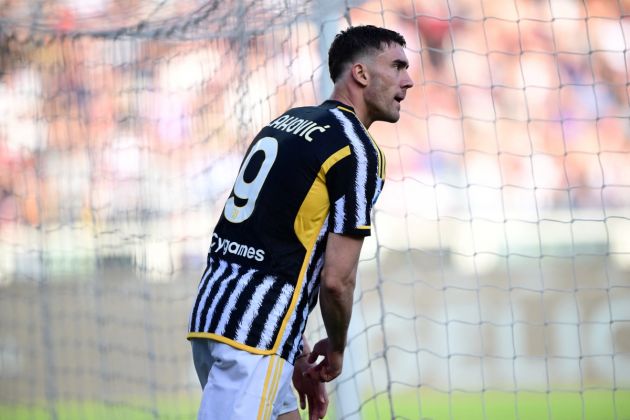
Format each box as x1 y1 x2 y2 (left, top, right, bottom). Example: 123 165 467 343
364 47 407 124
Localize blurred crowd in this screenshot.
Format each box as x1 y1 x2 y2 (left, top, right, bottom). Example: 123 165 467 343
0 0 629 237
358 0 630 216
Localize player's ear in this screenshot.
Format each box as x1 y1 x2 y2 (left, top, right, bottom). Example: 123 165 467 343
351 63 369 87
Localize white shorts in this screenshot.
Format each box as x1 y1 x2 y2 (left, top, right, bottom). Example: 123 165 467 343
191 339 298 420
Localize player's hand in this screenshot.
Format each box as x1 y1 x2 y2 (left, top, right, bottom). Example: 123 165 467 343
304 338 344 382
293 354 329 419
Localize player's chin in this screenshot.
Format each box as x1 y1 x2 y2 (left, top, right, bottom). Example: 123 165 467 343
373 104 401 123
382 110 400 123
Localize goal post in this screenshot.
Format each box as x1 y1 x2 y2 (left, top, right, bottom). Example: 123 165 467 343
0 1 629 419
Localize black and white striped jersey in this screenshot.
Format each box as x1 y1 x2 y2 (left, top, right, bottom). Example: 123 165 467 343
187 100 385 364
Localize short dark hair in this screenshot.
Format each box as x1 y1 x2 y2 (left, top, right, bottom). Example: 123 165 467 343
328 25 407 83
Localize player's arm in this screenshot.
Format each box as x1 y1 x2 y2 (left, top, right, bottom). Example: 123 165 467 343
305 232 364 382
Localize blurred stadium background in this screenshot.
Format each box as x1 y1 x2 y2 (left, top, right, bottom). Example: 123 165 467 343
0 0 629 419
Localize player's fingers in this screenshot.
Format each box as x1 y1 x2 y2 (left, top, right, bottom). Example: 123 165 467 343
305 359 335 382
309 364 326 382
313 395 327 419
321 367 335 382
316 406 326 420
321 387 329 405
307 353 318 364
307 345 323 364
303 365 317 381
319 388 329 408
321 365 340 382
321 398 329 417
310 395 321 418
308 395 317 420
296 385 306 410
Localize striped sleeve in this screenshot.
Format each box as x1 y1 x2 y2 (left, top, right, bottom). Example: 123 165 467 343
326 108 379 236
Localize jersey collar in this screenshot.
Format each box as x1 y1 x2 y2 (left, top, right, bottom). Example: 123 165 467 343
321 99 355 113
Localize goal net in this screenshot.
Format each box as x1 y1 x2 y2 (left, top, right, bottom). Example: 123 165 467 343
0 1 629 419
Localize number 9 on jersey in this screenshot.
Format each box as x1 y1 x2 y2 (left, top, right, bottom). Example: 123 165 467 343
224 136 278 223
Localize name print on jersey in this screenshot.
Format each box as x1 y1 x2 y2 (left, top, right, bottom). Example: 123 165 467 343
211 233 265 262
268 114 330 141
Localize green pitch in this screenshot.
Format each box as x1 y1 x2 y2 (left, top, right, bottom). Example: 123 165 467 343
1 390 628 419
360 389 630 420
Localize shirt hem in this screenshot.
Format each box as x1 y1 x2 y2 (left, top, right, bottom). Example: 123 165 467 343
187 332 278 356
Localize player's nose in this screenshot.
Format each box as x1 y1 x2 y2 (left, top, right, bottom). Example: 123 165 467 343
401 69 414 89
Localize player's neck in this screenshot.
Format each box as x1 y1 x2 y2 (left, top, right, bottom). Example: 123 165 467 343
329 88 373 129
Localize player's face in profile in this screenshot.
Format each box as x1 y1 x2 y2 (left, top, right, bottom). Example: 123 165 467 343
364 44 413 123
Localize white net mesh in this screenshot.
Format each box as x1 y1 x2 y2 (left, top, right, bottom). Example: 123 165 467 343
0 1 629 419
